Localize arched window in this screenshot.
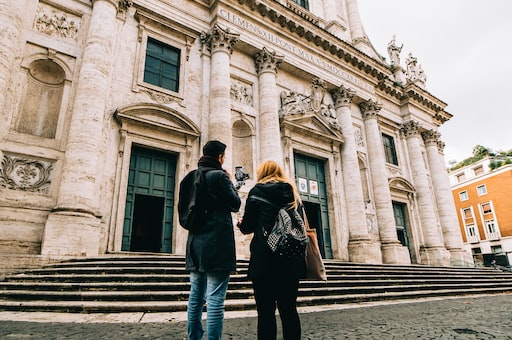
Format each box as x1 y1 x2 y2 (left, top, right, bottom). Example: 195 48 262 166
17 59 65 138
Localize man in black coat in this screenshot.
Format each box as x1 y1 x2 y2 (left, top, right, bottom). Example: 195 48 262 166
184 140 241 340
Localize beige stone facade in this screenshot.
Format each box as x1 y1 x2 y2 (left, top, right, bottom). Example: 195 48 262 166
0 0 473 273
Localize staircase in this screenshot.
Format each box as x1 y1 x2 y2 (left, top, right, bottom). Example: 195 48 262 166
1 255 511 313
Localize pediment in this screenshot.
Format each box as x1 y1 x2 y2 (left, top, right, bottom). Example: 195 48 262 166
389 176 416 193
115 103 200 137
281 113 344 143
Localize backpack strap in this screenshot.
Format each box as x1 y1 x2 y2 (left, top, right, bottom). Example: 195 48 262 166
250 195 278 208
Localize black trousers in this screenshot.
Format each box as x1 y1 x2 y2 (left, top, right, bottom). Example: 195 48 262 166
252 277 301 340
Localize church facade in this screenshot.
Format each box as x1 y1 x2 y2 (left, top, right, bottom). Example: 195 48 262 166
0 0 472 273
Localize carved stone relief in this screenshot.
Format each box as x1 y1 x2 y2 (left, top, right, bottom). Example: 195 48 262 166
355 126 365 148
279 77 339 130
230 80 253 106
34 4 80 40
0 154 53 194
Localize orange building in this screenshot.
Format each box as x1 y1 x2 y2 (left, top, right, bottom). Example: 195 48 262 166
450 158 512 267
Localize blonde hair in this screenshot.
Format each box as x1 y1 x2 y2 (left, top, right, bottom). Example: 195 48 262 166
256 160 300 209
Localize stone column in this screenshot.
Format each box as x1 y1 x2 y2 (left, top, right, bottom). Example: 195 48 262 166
42 0 121 256
200 24 239 171
0 0 25 138
401 120 450 266
360 100 410 264
423 130 471 265
332 85 381 264
255 47 284 165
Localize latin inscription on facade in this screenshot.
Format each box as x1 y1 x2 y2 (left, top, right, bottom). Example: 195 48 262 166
219 9 374 94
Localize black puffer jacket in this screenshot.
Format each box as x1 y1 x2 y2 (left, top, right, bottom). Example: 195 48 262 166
238 181 307 280
185 157 241 273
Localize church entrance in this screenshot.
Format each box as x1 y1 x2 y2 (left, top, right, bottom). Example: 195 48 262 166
121 146 177 253
392 201 413 261
294 153 332 258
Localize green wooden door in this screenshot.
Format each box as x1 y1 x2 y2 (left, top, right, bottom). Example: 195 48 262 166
122 146 177 253
294 153 332 258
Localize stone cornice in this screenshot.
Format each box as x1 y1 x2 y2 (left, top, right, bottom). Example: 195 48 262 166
232 0 389 81
377 78 452 124
134 4 201 40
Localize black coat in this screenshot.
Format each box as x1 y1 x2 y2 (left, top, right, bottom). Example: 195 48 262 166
185 162 241 273
238 182 307 280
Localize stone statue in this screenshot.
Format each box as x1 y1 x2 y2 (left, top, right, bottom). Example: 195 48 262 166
406 53 419 81
387 35 403 66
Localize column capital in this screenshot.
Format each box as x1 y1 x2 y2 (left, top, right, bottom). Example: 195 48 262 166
421 129 441 146
437 140 446 155
359 99 382 120
254 47 284 75
400 119 421 138
200 24 239 54
331 84 356 108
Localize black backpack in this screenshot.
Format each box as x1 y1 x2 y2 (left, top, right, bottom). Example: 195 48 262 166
251 195 308 259
178 168 211 233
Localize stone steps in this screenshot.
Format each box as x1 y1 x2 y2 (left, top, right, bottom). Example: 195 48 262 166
0 255 511 313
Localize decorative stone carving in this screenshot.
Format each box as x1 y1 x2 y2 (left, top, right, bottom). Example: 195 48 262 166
230 80 253 106
34 7 80 40
200 24 239 54
0 154 53 194
354 126 365 148
116 0 133 19
331 84 355 108
254 47 284 74
118 0 133 12
400 119 421 137
422 129 441 146
278 78 340 130
359 99 382 120
437 140 446 155
279 90 308 117
366 213 377 232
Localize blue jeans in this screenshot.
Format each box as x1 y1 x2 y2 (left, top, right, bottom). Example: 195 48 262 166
187 270 231 340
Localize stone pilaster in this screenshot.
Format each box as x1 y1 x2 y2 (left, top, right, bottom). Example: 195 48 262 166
201 24 239 171
423 130 472 266
255 47 284 164
0 0 26 139
360 100 410 264
42 0 123 257
401 120 450 266
332 85 381 264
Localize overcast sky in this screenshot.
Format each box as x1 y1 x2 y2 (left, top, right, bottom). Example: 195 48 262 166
358 0 512 164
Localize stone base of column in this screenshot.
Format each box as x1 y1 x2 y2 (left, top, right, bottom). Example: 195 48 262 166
41 211 101 257
448 248 474 267
348 239 382 264
381 242 411 265
419 246 451 266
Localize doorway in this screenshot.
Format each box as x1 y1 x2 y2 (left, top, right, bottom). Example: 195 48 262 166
130 194 164 252
294 153 332 258
122 146 177 253
392 201 412 261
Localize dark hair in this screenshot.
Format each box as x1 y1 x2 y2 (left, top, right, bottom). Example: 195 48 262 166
202 140 226 157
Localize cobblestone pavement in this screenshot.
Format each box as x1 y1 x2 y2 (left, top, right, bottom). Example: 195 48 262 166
0 294 511 339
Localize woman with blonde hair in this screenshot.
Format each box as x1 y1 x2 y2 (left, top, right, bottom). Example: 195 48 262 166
238 160 305 340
